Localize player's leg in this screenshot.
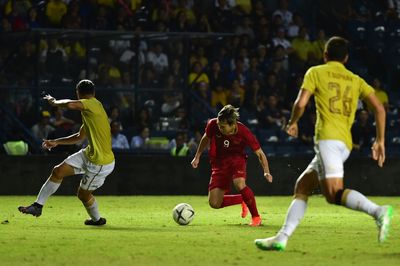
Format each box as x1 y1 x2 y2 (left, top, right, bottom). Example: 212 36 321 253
320 178 393 242
208 188 227 209
18 162 74 217
233 177 261 226
208 168 242 209
78 160 114 225
77 188 106 226
319 140 393 243
255 167 319 250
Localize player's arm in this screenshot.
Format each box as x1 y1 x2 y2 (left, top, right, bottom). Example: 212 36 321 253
254 148 272 182
191 133 210 168
286 89 313 137
364 93 386 167
42 125 86 150
43 94 84 110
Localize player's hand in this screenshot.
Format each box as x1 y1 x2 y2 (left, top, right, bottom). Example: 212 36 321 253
371 141 385 167
43 94 56 106
285 123 298 138
191 157 200 168
42 139 58 151
264 172 273 183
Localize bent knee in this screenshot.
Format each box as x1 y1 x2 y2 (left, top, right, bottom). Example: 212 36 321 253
51 166 64 181
324 194 336 204
209 200 222 209
77 189 92 203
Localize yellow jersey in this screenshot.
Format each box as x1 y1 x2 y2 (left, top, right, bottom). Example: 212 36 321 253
80 98 114 165
301 61 374 150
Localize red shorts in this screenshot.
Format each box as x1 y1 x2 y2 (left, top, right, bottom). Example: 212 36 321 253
208 157 247 191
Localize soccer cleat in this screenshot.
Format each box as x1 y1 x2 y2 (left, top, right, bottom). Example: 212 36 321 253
376 205 393 243
18 204 42 217
84 217 106 226
249 216 262 226
241 202 249 218
255 236 286 251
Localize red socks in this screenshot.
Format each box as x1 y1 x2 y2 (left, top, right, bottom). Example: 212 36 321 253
240 186 259 217
221 194 243 207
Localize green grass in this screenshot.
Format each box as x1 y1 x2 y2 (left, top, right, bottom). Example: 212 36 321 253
0 196 399 266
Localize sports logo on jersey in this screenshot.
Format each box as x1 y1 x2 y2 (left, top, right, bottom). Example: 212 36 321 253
224 140 230 147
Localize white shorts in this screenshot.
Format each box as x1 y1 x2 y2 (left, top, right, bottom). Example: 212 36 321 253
305 140 350 180
64 149 115 191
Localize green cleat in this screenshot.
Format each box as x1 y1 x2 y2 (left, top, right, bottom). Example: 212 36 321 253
255 237 286 251
376 205 393 243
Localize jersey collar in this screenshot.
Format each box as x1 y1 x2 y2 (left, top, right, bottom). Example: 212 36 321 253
326 61 345 68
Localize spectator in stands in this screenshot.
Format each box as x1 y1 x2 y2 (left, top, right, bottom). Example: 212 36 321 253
259 94 286 132
352 109 375 150
247 56 264 84
139 63 161 88
228 57 248 87
272 27 293 59
111 120 129 150
365 77 389 113
188 61 209 89
189 46 209 69
235 16 255 40
187 129 203 154
193 13 212 32
147 42 169 76
251 0 269 21
31 111 55 140
130 127 150 149
135 107 152 131
169 57 184 86
209 61 226 89
312 29 327 63
291 26 314 71
169 9 192 32
211 0 234 32
40 38 68 84
97 49 122 87
170 131 190 156
228 79 245 107
243 79 262 113
49 106 76 135
287 13 305 39
27 7 40 29
211 84 228 110
45 0 67 27
94 5 112 30
272 0 293 29
61 1 82 29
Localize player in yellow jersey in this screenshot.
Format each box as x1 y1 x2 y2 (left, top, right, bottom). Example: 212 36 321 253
255 37 393 251
19 80 115 226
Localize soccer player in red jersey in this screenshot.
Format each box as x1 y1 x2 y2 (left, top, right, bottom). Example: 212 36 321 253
191 105 273 226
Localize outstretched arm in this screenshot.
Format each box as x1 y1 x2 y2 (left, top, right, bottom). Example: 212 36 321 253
43 94 84 110
254 148 273 182
364 93 386 167
42 125 86 150
286 89 312 137
191 133 210 168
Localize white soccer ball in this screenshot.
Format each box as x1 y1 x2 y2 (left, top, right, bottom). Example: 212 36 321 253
172 203 195 225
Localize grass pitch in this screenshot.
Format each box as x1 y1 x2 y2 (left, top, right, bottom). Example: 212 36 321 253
0 196 399 266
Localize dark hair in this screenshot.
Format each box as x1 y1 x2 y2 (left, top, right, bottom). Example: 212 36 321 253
76 79 95 95
217 104 240 125
324 36 349 61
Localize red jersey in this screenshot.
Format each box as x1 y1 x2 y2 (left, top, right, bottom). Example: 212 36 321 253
205 118 261 160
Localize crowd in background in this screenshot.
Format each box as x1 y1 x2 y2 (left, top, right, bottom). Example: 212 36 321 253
0 0 399 156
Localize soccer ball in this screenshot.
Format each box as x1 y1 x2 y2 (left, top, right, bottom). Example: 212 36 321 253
172 203 195 225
